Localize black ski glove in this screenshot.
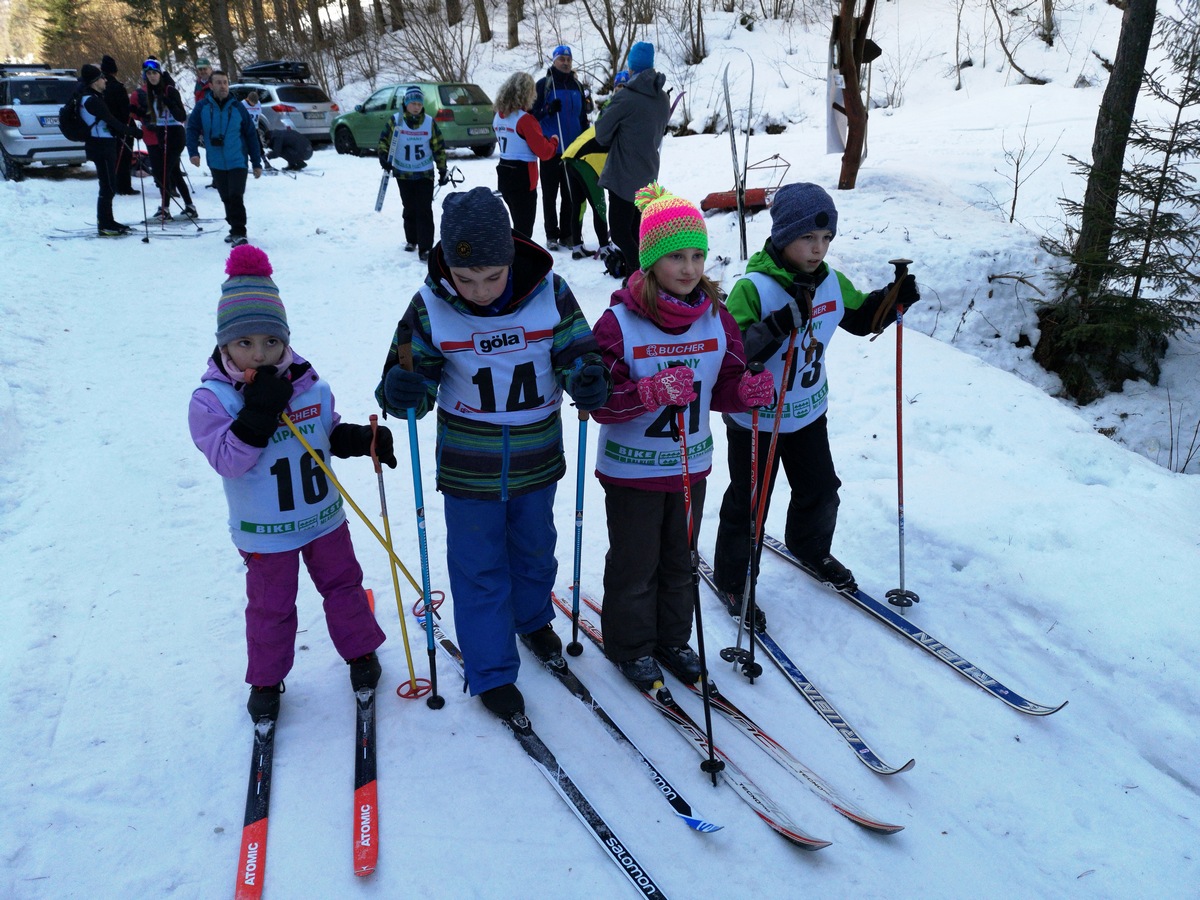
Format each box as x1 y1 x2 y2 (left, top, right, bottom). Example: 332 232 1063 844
763 297 806 340
378 152 390 170
545 98 562 115
438 170 450 186
232 366 293 447
330 423 397 468
890 273 920 309
383 365 431 411
126 123 144 140
569 363 611 411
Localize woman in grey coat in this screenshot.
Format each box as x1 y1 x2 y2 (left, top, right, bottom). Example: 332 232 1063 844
594 42 670 276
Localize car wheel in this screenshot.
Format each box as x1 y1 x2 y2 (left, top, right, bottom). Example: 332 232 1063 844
1 147 24 182
472 143 496 159
333 126 358 156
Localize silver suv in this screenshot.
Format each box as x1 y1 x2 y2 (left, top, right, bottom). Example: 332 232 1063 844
0 63 88 181
229 81 338 144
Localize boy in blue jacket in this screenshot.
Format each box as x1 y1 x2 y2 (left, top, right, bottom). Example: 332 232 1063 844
376 187 610 721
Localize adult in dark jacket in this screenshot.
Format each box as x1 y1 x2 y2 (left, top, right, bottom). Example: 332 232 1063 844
530 45 591 251
132 59 197 219
265 127 314 170
594 42 670 276
186 71 262 245
100 55 136 195
78 63 144 236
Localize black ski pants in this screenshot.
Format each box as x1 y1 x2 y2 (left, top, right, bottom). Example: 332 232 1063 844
85 138 119 228
608 192 642 276
539 156 579 244
600 480 706 663
565 165 608 247
496 159 537 240
711 414 842 596
395 176 435 252
212 167 249 238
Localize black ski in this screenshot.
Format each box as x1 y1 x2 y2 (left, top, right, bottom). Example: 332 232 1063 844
577 594 902 834
48 227 207 240
696 555 915 776
234 717 275 900
763 534 1068 716
543 594 721 833
353 688 378 877
560 598 832 850
429 621 670 898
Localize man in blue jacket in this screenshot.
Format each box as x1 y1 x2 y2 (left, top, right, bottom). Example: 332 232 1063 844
531 45 591 252
186 71 262 246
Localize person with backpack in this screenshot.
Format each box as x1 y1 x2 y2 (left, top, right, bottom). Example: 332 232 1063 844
74 63 145 236
132 59 197 220
530 45 591 252
186 70 262 246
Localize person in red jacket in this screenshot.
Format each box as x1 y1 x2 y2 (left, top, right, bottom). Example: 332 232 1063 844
492 72 559 241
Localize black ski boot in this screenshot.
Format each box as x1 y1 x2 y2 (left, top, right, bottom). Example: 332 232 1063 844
718 589 767 632
655 645 702 684
348 651 381 690
519 623 563 664
247 682 284 721
479 683 524 720
804 554 856 591
616 656 664 692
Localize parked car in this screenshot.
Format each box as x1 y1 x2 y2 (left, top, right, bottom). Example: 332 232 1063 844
330 81 495 158
230 62 337 144
0 63 87 181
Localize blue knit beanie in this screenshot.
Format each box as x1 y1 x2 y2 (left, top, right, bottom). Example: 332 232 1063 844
770 183 839 250
440 188 515 269
403 86 424 107
627 42 655 74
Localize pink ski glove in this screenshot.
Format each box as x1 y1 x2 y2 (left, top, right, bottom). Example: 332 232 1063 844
738 369 776 408
636 365 696 410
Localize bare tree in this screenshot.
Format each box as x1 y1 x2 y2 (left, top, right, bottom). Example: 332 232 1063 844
208 0 237 72
447 0 463 27
507 0 520 48
305 0 324 42
248 0 269 57
835 0 876 190
472 0 491 42
578 0 638 83
388 0 407 29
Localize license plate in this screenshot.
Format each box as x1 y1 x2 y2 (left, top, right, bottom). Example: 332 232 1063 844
303 111 325 120
467 126 491 136
40 115 59 126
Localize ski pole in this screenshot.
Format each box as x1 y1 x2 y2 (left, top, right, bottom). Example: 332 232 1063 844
136 135 150 244
394 342 445 709
369 414 431 700
723 322 801 678
882 258 920 615
668 369 724 786
566 409 588 657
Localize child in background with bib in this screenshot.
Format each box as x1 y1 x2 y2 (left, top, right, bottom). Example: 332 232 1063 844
189 245 390 722
588 183 774 692
376 187 610 721
378 86 449 261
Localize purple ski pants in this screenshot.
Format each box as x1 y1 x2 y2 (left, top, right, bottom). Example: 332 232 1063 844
239 522 385 686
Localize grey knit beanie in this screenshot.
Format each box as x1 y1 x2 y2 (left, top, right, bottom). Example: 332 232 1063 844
440 188 515 268
770 183 838 250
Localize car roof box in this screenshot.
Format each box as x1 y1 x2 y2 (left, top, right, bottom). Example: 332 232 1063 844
240 60 311 82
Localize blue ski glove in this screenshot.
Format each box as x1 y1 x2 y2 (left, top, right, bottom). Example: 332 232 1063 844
384 365 431 411
569 363 610 411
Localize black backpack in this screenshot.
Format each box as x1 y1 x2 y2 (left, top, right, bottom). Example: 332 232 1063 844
58 86 90 142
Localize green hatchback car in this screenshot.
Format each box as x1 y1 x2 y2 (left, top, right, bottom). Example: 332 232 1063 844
330 81 495 158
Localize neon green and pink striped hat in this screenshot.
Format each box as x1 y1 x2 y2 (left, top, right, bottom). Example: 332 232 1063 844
634 182 708 272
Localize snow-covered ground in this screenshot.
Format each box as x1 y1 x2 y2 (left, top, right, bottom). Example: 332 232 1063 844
3 3 1198 898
